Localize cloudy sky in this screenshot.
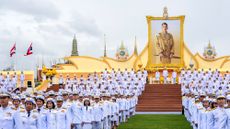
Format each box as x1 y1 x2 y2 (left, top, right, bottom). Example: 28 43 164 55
0 0 229 71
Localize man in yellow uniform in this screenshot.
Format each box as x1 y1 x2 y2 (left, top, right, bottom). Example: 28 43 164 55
156 22 175 64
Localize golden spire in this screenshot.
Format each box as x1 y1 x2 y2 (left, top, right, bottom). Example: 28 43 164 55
71 34 79 56
134 36 138 55
120 41 125 50
208 40 212 48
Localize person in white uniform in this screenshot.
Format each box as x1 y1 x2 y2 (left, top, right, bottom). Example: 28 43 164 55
163 68 168 84
18 97 42 129
82 98 93 129
0 92 21 129
207 95 228 129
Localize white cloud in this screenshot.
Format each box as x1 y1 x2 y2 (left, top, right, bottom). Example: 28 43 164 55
0 0 60 20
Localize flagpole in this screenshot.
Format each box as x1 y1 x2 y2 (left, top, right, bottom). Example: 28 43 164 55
14 42 17 71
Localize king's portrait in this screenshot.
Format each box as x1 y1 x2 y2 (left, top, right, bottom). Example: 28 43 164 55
156 22 175 64
147 16 184 68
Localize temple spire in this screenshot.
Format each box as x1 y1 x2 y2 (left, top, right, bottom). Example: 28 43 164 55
71 34 79 56
120 41 125 49
134 36 138 55
104 34 107 57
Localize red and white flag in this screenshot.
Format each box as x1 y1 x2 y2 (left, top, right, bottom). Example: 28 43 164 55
24 43 33 56
10 43 16 57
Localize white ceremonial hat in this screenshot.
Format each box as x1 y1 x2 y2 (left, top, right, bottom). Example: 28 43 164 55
47 98 55 103
61 90 68 95
226 95 230 100
36 95 45 100
72 90 78 95
94 95 100 99
12 96 21 100
203 97 210 102
56 96 64 101
0 91 11 97
199 92 206 97
25 97 36 104
217 94 226 99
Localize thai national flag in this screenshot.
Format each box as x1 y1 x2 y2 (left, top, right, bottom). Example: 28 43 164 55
10 43 16 57
24 43 33 56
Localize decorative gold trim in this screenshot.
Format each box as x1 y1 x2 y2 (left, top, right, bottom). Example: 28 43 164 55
220 58 230 68
65 56 112 69
184 43 200 68
101 58 112 69
194 53 230 62
56 63 78 70
145 15 185 69
102 53 136 63
133 44 148 70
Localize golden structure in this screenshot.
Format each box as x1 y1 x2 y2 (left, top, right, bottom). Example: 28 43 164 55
49 7 229 80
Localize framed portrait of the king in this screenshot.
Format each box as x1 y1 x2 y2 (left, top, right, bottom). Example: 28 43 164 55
146 15 185 69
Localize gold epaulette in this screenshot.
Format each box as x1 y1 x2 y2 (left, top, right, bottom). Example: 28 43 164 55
198 107 203 110
206 109 211 112
20 109 25 112
11 107 17 110
33 110 38 112
210 108 216 111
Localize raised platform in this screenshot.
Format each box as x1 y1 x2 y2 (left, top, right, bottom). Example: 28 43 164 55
136 84 182 113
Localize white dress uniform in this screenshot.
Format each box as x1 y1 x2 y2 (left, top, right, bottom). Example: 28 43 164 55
92 102 104 129
225 108 230 129
7 80 14 92
102 100 112 129
45 109 58 129
56 107 71 129
70 101 83 129
207 107 228 129
0 106 21 129
6 74 10 83
197 107 211 129
18 109 42 129
20 74 24 87
36 106 47 129
163 69 168 84
172 71 177 84
12 77 17 89
111 101 119 124
118 98 126 123
155 71 160 82
82 106 93 129
59 76 64 86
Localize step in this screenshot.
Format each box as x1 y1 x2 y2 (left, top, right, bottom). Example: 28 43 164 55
136 84 182 112
136 109 182 112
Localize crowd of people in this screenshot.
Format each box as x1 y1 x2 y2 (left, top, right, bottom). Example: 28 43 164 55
0 68 148 129
0 71 25 92
2 67 230 129
149 68 178 84
181 68 230 129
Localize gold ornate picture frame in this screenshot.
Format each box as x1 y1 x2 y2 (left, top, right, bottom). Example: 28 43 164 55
145 15 185 70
